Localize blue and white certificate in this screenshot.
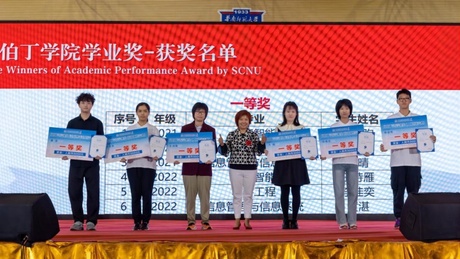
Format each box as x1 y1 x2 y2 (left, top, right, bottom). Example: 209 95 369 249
416 128 435 153
166 132 213 163
89 135 107 158
150 135 166 158
357 131 375 155
265 129 311 161
105 127 150 163
318 124 364 158
380 115 428 150
300 136 318 159
199 139 217 164
46 127 96 161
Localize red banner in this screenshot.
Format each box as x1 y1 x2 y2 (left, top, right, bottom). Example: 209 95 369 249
0 23 459 89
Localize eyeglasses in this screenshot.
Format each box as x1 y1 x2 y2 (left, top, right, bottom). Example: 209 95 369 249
398 97 411 101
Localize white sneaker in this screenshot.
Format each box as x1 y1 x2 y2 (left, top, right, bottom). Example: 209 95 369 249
86 222 96 231
70 221 83 231
339 224 349 230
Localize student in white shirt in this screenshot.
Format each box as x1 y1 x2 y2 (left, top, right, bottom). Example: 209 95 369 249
121 102 159 231
322 99 368 230
380 89 436 228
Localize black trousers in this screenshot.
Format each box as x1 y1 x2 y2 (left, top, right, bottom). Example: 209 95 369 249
127 168 156 224
391 166 421 218
280 185 301 220
68 165 100 224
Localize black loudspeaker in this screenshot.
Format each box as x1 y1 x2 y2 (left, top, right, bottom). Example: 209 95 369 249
400 193 460 241
0 193 60 246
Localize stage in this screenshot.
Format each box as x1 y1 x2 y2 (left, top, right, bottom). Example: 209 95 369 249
1 219 459 258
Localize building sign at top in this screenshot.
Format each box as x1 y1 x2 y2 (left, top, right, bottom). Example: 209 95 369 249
219 8 265 23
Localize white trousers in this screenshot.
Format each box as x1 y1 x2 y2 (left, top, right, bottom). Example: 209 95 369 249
229 169 257 219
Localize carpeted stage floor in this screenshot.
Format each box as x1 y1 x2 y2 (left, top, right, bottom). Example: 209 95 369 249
2 220 459 258
55 219 405 242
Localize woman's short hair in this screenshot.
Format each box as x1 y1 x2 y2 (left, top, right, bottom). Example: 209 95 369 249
335 99 353 118
191 102 209 119
234 110 252 127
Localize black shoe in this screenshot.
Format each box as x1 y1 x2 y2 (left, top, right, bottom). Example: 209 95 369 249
394 218 401 229
290 220 298 229
141 222 149 230
282 220 290 229
133 223 141 230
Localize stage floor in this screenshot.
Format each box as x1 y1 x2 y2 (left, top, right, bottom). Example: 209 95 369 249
54 219 406 243
3 220 460 259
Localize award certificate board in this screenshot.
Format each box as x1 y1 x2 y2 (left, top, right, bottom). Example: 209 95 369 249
265 129 311 162
46 127 96 161
318 124 364 158
380 115 428 150
166 132 213 163
89 135 107 158
300 136 318 159
416 128 435 153
105 128 150 163
199 140 216 164
357 131 375 155
150 136 166 158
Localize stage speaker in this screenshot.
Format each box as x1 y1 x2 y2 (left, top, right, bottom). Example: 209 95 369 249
400 192 460 241
0 193 60 246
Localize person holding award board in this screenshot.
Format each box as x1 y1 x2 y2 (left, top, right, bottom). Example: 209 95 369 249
379 89 436 229
120 102 159 231
178 102 217 231
218 110 266 230
320 99 370 230
270 102 315 229
63 93 104 231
